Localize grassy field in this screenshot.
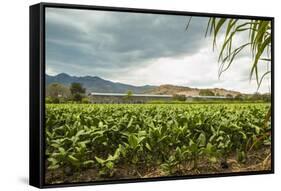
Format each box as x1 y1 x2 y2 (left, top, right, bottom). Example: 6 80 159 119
45 103 271 184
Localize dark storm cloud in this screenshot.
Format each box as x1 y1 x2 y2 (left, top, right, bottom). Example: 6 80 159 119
46 8 209 77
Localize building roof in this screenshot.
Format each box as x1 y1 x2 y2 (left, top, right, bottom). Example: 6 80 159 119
188 95 227 99
90 92 173 98
90 92 227 99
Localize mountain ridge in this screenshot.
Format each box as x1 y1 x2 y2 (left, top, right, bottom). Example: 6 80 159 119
46 73 243 96
46 73 156 94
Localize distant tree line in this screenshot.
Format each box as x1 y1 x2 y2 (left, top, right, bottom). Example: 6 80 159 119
198 89 270 101
172 90 270 102
46 82 90 103
46 82 271 104
172 94 186 101
234 93 271 102
199 89 215 96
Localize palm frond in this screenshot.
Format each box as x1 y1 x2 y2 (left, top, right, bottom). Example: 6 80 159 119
205 18 271 90
185 17 271 90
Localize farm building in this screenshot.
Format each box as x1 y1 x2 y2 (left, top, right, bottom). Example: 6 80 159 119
89 92 173 103
186 95 228 101
89 92 228 104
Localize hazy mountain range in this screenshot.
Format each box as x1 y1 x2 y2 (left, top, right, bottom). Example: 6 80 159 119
46 73 242 96
46 73 155 94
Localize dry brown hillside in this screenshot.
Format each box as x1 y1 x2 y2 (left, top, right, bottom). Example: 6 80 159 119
144 84 242 96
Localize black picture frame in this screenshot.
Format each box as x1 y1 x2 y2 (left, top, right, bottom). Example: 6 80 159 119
29 2 275 188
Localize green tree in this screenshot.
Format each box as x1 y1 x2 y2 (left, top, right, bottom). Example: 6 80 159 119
199 89 215 96
70 83 86 102
173 94 186 101
82 97 91 104
226 94 233 99
234 93 243 100
125 90 133 102
46 83 70 99
72 93 83 102
250 92 270 101
70 83 86 95
261 93 271 102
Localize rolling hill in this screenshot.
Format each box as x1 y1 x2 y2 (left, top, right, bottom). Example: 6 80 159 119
46 73 242 96
144 84 242 96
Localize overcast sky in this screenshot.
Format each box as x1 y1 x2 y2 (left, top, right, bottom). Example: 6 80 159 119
46 8 271 94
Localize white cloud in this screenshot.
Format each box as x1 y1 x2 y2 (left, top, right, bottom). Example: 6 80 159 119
46 66 56 76
109 43 270 94
46 8 271 94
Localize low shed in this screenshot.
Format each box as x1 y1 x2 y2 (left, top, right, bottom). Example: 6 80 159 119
89 92 173 103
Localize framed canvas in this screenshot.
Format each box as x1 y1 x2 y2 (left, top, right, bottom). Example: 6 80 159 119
29 2 274 188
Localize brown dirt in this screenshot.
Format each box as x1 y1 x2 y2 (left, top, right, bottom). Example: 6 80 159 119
45 147 271 184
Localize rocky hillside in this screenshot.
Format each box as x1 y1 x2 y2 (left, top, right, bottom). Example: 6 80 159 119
144 84 242 96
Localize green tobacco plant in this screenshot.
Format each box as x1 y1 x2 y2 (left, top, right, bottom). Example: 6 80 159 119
95 145 122 177
46 104 270 178
161 155 178 175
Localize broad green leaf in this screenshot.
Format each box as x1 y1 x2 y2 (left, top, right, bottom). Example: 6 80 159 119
95 156 106 165
145 143 152 151
198 133 206 147
105 161 114 170
128 134 139 149
83 160 94 166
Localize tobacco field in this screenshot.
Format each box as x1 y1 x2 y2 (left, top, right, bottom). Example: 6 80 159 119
45 103 271 184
